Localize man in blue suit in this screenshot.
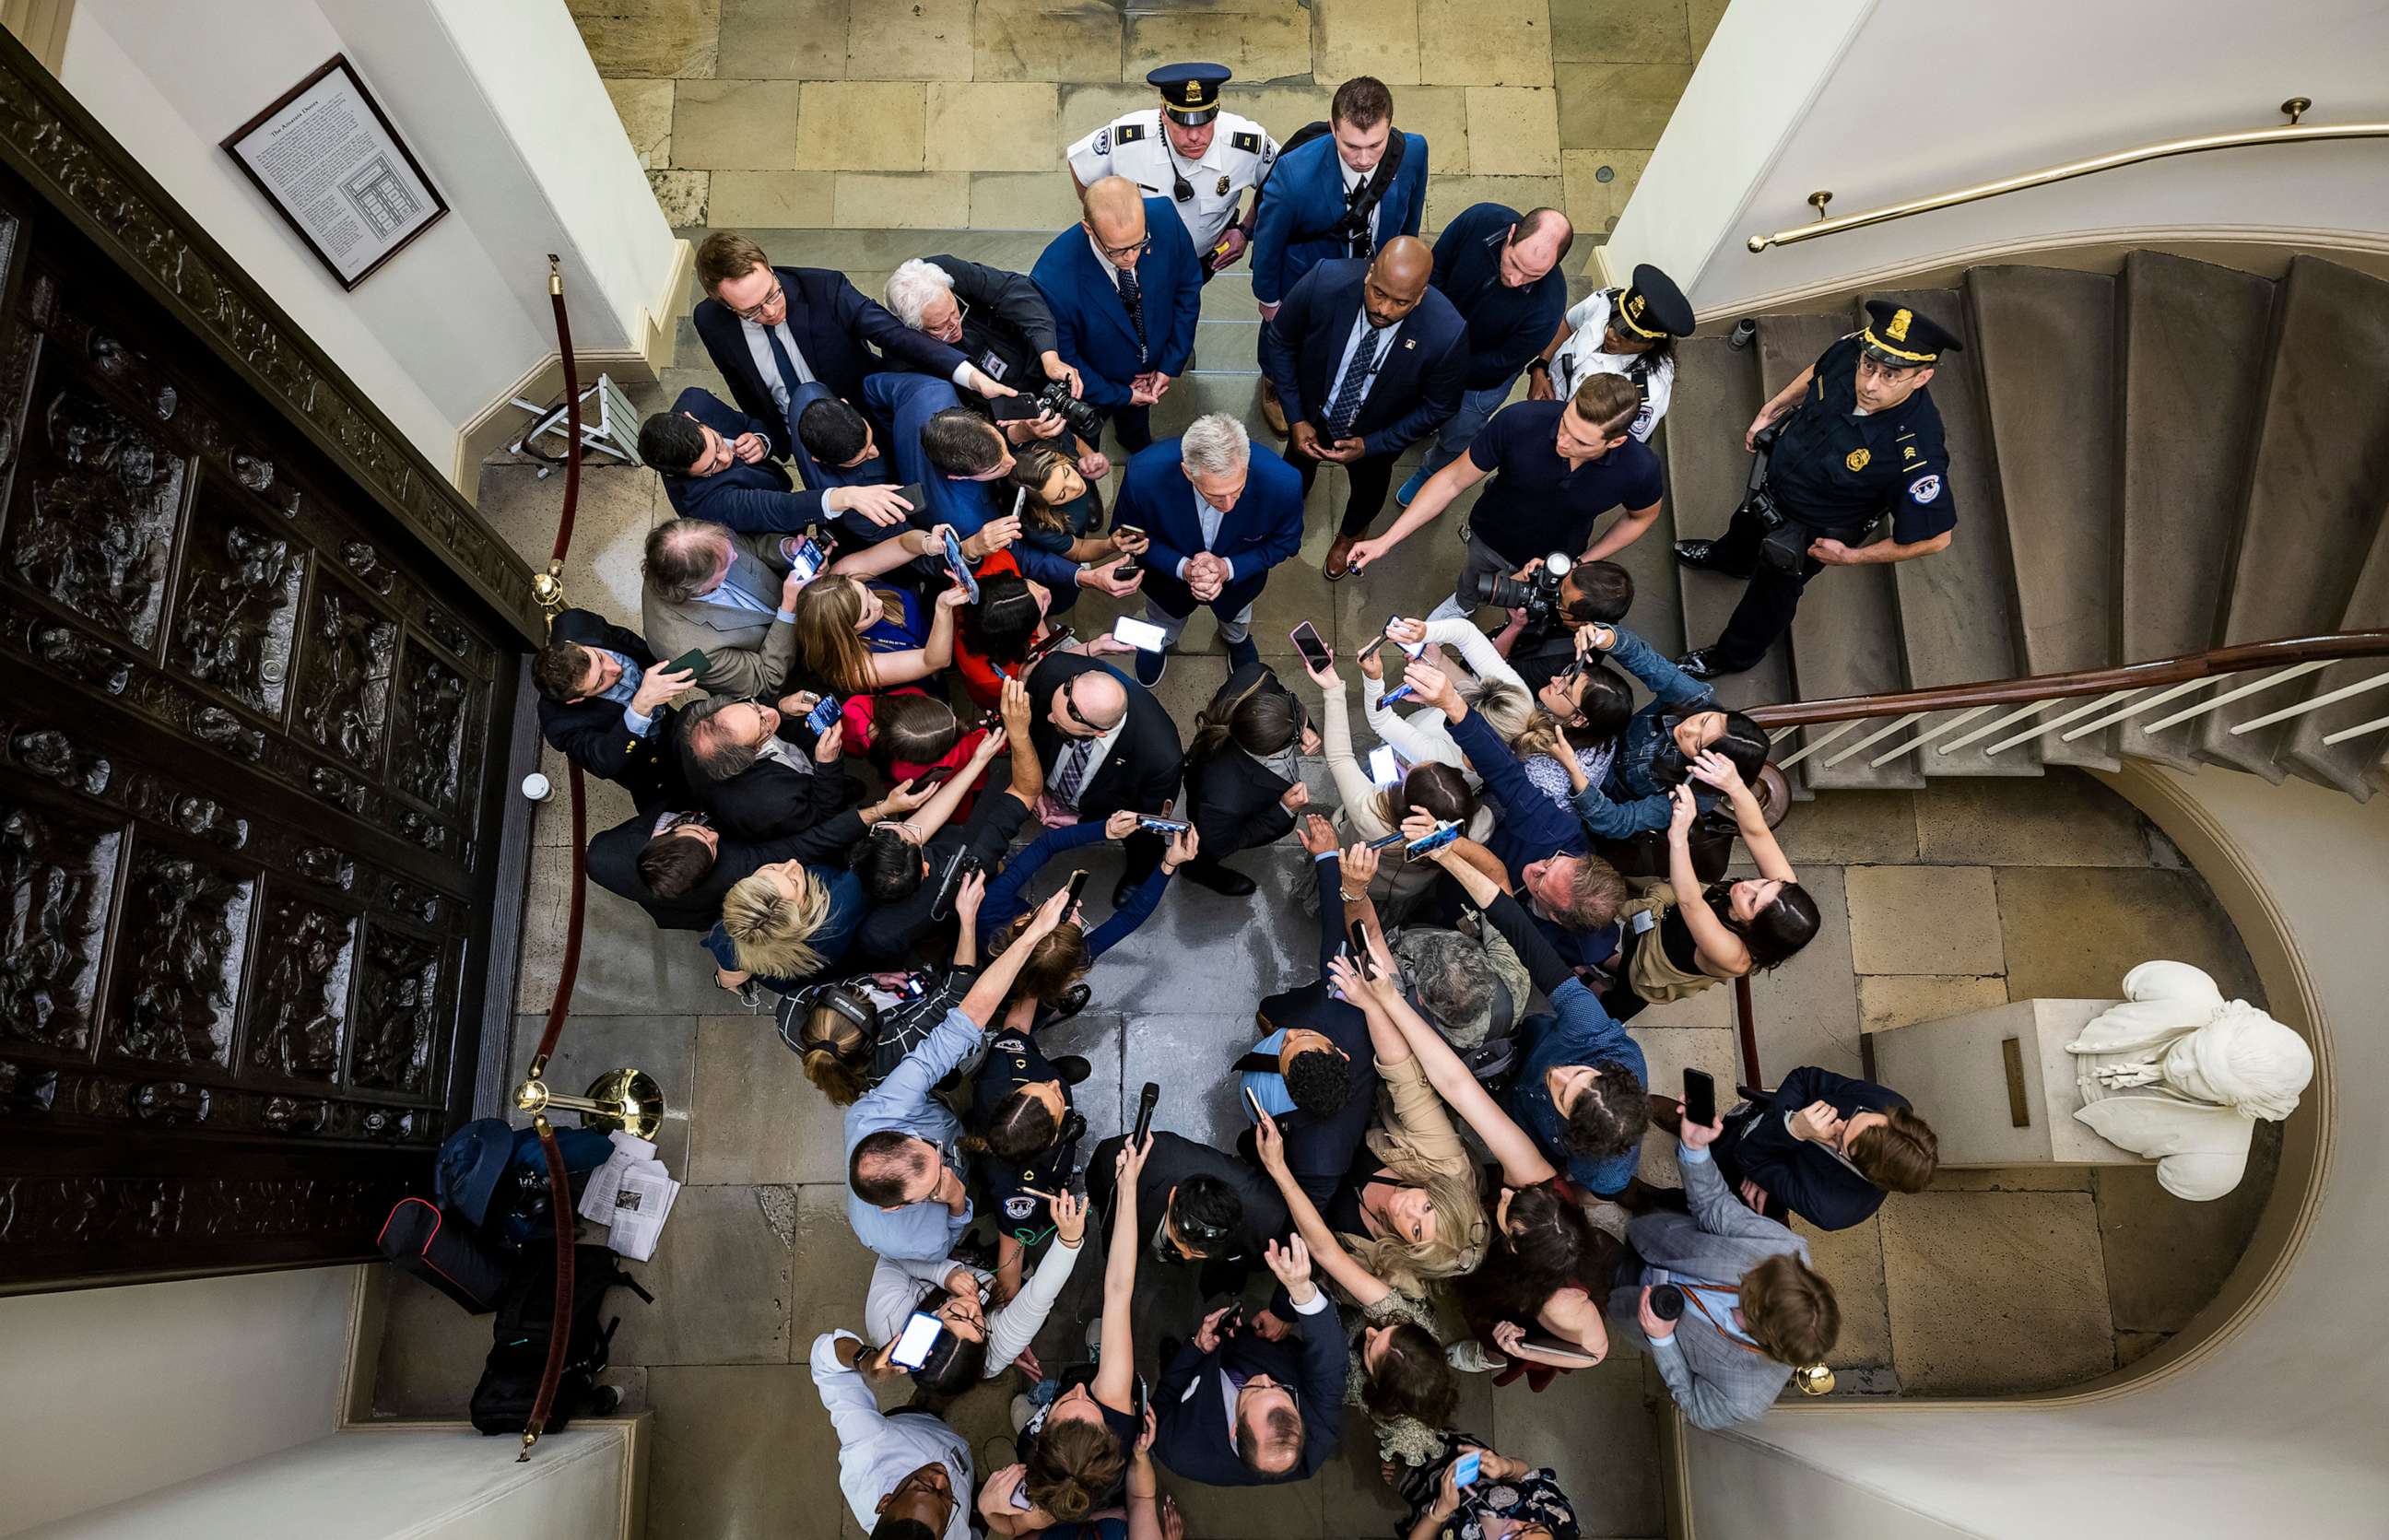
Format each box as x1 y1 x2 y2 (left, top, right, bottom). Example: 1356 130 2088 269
1112 412 1304 687
637 387 912 537
1249 76 1429 436
793 371 965 547
690 230 1018 488
1029 176 1201 455
1259 236 1465 578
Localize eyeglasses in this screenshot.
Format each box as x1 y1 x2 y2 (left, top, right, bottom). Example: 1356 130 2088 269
1093 230 1152 263
731 280 783 323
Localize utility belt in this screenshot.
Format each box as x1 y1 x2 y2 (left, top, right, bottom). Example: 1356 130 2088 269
1741 420 1873 576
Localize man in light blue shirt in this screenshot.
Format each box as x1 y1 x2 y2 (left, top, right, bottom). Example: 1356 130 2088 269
843 885 1076 1261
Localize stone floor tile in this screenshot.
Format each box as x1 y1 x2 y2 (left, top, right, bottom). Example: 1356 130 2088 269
1770 788 1919 865
797 81 926 171
688 1013 846 1183
1040 1007 1128 1146
1188 314 1262 372
970 170 1086 230
1844 864 2004 976
1560 147 1649 237
1629 977 1735 1030
2092 1123 2277 1334
1927 1165 2091 1193
789 1183 884 1348
1464 87 1561 175
1418 0 1556 87
1126 8 1311 83
925 82 1061 172
672 78 802 169
645 1363 834 1540
1313 0 1423 87
1549 0 1691 64
1741 863 1863 1077
1994 866 2263 1007
474 463 656 620
1878 1190 2113 1394
612 1183 796 1365
1489 1356 1664 1536
534 742 640 850
1169 1469 1325 1540
1122 1015 1277 1153
1393 85 1470 175
606 78 676 169
371 1270 493 1418
571 0 723 78
708 169 836 226
1689 0 1730 56
1794 1212 1892 1370
1913 769 2154 867
715 0 849 78
833 171 972 228
847 0 972 79
1312 1428 1415 1537
1554 61 1694 150
649 168 711 227
1631 1025 1736 1188
512 1011 699 1172
1857 973 2008 1036
519 851 733 1015
1424 173 1564 231
973 0 1124 84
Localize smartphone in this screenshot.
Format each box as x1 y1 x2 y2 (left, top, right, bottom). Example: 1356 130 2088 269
665 647 709 676
1346 919 1376 976
1289 620 1333 674
1063 868 1090 911
1112 615 1171 652
1384 617 1427 660
1368 746 1400 787
1682 1067 1718 1129
1364 829 1411 850
1136 815 1191 836
890 1311 942 1370
785 535 827 583
1113 523 1147 545
1402 819 1460 858
805 694 841 736
1132 1081 1160 1144
1242 1084 1265 1123
1451 1451 1482 1488
940 525 981 604
1380 617 1425 704
1008 1479 1037 1511
1024 625 1077 664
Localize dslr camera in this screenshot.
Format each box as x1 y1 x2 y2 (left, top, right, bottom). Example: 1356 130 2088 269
1473 550 1572 629
1035 378 1106 444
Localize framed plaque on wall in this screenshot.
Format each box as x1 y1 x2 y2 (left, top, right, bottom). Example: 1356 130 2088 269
222 54 448 291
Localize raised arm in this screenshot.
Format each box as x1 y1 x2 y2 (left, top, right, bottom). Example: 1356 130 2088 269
1252 1105 1391 1309
1354 958 1557 1188
1418 826 1574 996
956 885 1076 1025
1091 1134 1150 1411
1694 749 1794 883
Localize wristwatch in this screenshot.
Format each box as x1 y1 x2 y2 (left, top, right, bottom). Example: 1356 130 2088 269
1527 358 1551 375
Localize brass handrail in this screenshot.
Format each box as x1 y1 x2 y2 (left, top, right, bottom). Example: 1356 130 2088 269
1746 99 2389 253
1746 630 2389 730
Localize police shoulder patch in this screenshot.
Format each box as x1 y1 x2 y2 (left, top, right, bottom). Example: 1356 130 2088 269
1003 1194 1038 1220
993 1037 1029 1054
1116 122 1146 144
1091 129 1110 155
1231 131 1261 154
1909 474 1943 502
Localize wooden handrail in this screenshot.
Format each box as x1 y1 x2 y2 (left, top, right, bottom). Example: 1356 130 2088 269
1747 630 2389 731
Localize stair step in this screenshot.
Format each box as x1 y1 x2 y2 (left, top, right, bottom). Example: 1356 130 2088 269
1968 265 2122 770
2195 255 2389 778
1659 333 1805 796
1754 312 1923 792
2112 251 2277 772
1860 287 2040 779
1185 316 1262 374
2277 497 2389 797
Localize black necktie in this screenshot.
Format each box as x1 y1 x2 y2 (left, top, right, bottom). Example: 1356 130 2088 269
1115 264 1147 363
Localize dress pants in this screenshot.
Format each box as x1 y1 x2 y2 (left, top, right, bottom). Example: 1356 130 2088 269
1701 505 1871 672
1107 403 1154 454
1289 441 1399 538
1413 382 1512 481
1426 534 1522 622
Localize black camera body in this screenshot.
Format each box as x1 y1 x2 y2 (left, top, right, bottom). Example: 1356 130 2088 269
1036 379 1106 444
1474 549 1571 629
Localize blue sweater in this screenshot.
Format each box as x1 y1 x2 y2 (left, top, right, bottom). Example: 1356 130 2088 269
982 819 1171 960
1571 626 1721 840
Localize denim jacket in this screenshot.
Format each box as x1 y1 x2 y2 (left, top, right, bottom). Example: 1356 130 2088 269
1571 626 1719 841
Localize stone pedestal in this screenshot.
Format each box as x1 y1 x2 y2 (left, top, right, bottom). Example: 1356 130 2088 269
1871 999 2148 1168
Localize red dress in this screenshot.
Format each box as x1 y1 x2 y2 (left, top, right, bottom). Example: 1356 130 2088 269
955 547 1030 711
841 691 989 820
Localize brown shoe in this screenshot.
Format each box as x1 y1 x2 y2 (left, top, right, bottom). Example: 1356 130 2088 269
1259 377 1289 437
1323 534 1356 582
1646 1092 1686 1134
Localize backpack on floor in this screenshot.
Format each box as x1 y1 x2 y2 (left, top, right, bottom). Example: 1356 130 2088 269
469 1243 654 1436
376 1196 509 1314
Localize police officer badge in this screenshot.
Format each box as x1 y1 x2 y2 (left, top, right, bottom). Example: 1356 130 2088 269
1845 448 1871 472
1217 175 1230 196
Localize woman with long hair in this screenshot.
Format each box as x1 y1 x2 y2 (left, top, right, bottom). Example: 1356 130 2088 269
1006 441 1139 566
1544 622 1771 844
976 814 1193 1016
788 568 966 699
779 871 987 1106
954 546 1138 711
1301 649 1490 918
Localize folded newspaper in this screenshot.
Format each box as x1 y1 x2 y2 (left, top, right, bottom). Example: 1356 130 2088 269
577 1129 679 1261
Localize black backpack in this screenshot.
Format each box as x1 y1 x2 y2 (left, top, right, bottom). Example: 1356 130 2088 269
469 1244 654 1436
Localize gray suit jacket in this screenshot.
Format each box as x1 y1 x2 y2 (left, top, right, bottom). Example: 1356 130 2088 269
641 530 798 699
1606 1146 1810 1430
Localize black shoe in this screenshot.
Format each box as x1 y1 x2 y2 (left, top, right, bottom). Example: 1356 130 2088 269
1053 1053 1093 1086
1178 860 1257 897
1135 646 1169 687
1676 647 1748 681
1673 539 1754 579
1048 982 1092 1023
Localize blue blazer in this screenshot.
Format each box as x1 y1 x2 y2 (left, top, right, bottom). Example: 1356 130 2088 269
692 265 967 457
1029 201 1201 407
1250 132 1429 308
1113 437 1304 617
1259 258 1467 457
657 387 834 535
864 371 1082 594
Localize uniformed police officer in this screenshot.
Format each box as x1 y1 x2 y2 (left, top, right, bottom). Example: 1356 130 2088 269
1674 300 1961 679
1529 261 1694 444
966 1025 1090 1293
1065 62 1278 280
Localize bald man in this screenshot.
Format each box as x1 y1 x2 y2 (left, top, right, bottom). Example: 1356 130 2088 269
1030 173 1205 455
1024 651 1186 908
1259 235 1468 577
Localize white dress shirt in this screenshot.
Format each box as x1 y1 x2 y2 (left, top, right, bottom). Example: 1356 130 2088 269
1324 309 1403 427
743 306 976 414
809 1330 974 1540
1052 715 1126 809
1065 107 1279 252
1177 480 1237 584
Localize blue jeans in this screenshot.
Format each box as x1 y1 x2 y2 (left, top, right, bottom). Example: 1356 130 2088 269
1416 383 1512 481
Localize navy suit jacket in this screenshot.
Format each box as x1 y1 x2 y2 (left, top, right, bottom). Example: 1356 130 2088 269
1260 258 1466 457
657 388 838 535
1430 202 1571 391
1717 1065 1912 1231
536 608 685 807
1029 203 1201 406
1152 1291 1347 1487
692 265 967 457
1251 132 1429 308
1114 438 1304 618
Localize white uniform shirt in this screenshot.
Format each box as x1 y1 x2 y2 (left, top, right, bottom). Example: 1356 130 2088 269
1548 288 1677 441
1066 107 1279 254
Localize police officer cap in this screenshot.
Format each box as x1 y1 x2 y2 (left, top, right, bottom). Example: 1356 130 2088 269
1860 299 1962 369
1148 62 1231 126
1615 264 1693 342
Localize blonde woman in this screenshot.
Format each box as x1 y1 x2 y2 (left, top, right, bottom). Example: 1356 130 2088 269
705 857 865 997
